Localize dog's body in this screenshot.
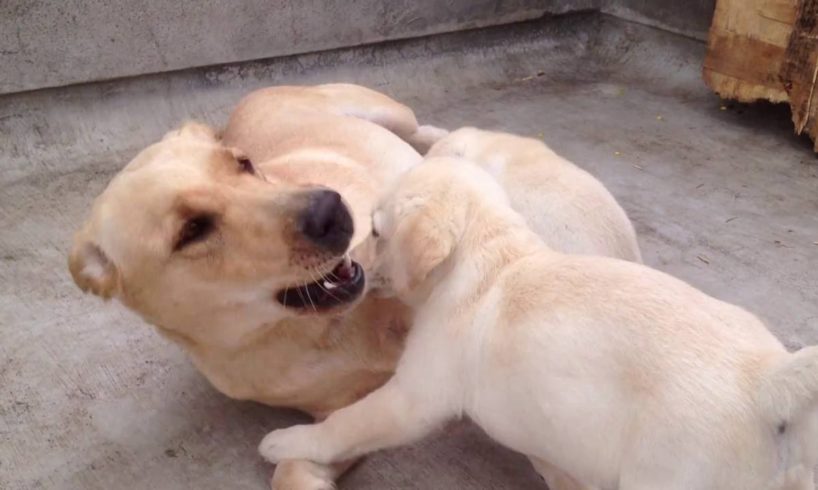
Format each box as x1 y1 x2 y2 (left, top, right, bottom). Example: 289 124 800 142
260 158 818 490
427 127 641 262
70 84 639 489
189 84 436 415
69 85 431 488
71 85 425 417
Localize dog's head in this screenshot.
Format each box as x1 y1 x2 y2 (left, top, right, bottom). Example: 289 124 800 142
370 156 510 304
68 122 366 346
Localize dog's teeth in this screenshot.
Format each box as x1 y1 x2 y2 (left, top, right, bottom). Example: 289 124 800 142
323 280 337 290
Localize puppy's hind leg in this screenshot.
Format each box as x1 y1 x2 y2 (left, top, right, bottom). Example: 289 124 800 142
529 457 592 490
259 377 454 465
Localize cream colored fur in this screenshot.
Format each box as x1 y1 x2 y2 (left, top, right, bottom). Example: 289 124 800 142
69 84 427 490
70 84 644 489
260 157 818 490
427 127 642 262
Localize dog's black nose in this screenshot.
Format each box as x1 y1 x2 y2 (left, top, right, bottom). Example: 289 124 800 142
298 189 354 254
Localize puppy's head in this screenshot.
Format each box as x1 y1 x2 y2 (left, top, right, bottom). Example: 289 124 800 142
370 156 508 303
69 122 365 346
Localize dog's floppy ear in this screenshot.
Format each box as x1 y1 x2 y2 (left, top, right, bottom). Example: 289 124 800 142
68 231 120 300
395 208 457 293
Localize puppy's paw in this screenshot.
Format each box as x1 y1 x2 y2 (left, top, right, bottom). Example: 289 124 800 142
259 425 327 464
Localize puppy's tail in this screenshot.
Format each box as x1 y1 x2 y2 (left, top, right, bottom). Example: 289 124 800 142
758 346 818 424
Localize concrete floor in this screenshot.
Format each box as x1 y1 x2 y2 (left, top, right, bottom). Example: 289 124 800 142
1 12 817 490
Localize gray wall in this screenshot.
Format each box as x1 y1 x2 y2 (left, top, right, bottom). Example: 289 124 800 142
607 0 716 37
0 0 589 94
0 0 714 95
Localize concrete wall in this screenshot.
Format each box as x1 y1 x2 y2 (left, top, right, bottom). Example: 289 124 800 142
606 0 715 38
0 0 595 95
0 0 714 95
0 0 714 96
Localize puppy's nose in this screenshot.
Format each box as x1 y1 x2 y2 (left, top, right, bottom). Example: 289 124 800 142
298 189 354 254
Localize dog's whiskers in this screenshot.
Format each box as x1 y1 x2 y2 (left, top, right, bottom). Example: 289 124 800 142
303 269 318 313
295 286 307 310
310 266 341 303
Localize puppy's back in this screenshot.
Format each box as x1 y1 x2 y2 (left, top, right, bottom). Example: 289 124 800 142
429 127 642 262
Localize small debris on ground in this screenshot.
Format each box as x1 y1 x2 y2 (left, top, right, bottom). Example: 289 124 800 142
725 217 738 223
614 151 622 156
697 255 710 264
513 71 545 82
164 449 177 458
631 164 644 170
656 115 664 121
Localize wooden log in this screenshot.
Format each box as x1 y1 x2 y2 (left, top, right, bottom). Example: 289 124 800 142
780 0 818 139
703 0 818 151
703 0 795 103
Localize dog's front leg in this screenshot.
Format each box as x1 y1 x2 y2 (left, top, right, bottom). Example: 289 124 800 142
269 458 357 490
529 457 591 490
259 377 452 465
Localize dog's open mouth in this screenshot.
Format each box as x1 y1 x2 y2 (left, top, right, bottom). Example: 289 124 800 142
276 256 365 312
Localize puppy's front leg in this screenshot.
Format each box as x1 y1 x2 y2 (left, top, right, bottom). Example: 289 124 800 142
259 377 452 465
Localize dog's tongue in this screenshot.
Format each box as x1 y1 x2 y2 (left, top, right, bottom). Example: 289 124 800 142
334 256 355 281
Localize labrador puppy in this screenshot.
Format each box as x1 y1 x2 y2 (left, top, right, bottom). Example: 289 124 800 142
427 127 642 262
259 157 818 490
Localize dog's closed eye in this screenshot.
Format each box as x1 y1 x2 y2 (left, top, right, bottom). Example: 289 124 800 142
175 215 216 251
237 157 255 175
372 210 384 238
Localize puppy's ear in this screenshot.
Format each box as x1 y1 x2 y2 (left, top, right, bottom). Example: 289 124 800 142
68 233 120 300
396 210 457 292
162 121 218 143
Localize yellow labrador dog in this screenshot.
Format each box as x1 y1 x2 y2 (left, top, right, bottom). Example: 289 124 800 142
68 84 639 489
260 157 818 490
69 84 430 489
427 127 642 262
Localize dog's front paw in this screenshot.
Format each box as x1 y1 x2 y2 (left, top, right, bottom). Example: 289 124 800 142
270 459 336 490
259 425 327 464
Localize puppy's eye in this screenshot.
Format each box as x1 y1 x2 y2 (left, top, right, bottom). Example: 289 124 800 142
174 215 215 251
237 157 255 174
